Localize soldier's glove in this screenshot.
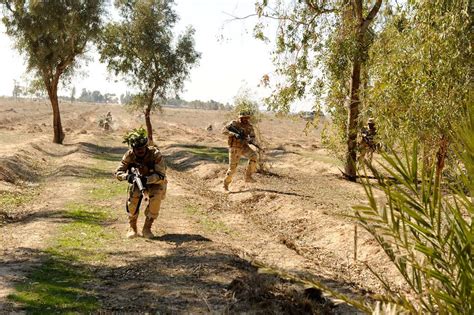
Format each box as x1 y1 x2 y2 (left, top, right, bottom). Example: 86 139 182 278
232 132 241 139
126 173 136 184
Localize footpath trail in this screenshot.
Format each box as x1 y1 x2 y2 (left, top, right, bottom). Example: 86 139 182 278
0 133 343 314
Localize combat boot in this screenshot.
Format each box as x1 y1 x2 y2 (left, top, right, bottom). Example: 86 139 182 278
126 218 138 239
142 217 155 239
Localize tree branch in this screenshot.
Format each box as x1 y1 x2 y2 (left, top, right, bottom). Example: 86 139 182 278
361 0 382 31
223 11 314 27
304 0 338 14
365 0 383 23
353 0 363 22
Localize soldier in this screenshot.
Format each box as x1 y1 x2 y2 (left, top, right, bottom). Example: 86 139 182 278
115 128 167 239
358 118 377 164
222 111 258 191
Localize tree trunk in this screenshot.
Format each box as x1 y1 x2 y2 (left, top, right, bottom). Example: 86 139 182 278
144 101 153 144
46 78 65 144
344 59 362 181
435 135 448 183
344 0 382 181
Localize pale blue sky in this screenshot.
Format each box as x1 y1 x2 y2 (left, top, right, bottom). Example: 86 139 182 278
0 1 311 111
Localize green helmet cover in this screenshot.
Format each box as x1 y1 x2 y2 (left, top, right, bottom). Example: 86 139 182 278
123 127 148 148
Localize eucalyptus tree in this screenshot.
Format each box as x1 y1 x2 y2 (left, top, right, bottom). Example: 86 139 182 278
367 0 471 179
255 0 382 180
99 0 200 143
1 0 104 144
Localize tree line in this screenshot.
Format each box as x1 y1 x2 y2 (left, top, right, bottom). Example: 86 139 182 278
1 0 199 144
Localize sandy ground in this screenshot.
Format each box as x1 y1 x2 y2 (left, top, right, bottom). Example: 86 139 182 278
0 99 401 313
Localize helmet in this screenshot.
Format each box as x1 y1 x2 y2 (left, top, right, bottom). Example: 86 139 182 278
123 127 148 148
238 110 252 118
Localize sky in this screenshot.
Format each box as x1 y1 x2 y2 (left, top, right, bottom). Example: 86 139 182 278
0 1 311 112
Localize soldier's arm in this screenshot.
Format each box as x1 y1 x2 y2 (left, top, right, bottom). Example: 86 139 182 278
115 152 132 181
153 150 166 178
222 121 241 137
221 121 233 136
248 125 256 141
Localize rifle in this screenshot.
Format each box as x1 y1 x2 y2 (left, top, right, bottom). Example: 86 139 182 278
227 125 262 150
130 166 149 202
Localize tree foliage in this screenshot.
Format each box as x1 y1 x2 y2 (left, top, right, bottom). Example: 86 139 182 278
367 0 471 164
255 0 382 180
352 109 473 313
1 0 104 144
98 0 200 142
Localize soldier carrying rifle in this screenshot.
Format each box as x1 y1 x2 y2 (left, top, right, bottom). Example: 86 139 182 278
358 118 378 164
115 128 167 239
221 111 260 191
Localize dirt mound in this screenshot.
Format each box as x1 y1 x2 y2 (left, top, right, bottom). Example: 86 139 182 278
0 154 41 186
227 273 333 314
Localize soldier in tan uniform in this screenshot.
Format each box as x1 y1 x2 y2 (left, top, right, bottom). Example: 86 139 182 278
222 111 258 191
115 128 167 239
358 118 377 164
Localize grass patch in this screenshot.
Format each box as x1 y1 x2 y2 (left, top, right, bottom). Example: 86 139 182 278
8 253 98 314
185 146 229 164
0 189 36 212
92 151 123 162
184 204 232 235
8 202 118 312
82 155 125 200
87 177 126 200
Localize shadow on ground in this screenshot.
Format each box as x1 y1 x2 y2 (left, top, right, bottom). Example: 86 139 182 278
155 233 211 245
47 165 113 179
1 240 353 314
229 188 313 199
78 142 127 162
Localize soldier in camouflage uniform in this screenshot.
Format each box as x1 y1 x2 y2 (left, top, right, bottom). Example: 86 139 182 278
222 111 258 191
358 118 377 164
115 128 167 239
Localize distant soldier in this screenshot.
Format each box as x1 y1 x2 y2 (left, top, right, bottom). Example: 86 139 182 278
222 111 259 191
358 118 377 164
104 111 112 130
115 128 167 239
99 111 113 130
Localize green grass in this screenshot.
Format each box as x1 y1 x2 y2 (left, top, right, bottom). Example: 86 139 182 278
87 177 126 200
0 190 36 212
8 253 98 314
8 202 117 313
92 151 123 162
184 204 233 235
7 137 126 312
185 146 229 163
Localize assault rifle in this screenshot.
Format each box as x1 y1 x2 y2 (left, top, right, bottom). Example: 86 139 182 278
227 125 262 150
130 166 149 202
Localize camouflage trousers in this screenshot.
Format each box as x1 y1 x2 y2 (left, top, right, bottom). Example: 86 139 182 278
358 141 377 165
224 145 257 186
126 183 166 220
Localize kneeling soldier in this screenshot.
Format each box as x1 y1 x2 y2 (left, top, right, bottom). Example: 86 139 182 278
115 128 167 239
